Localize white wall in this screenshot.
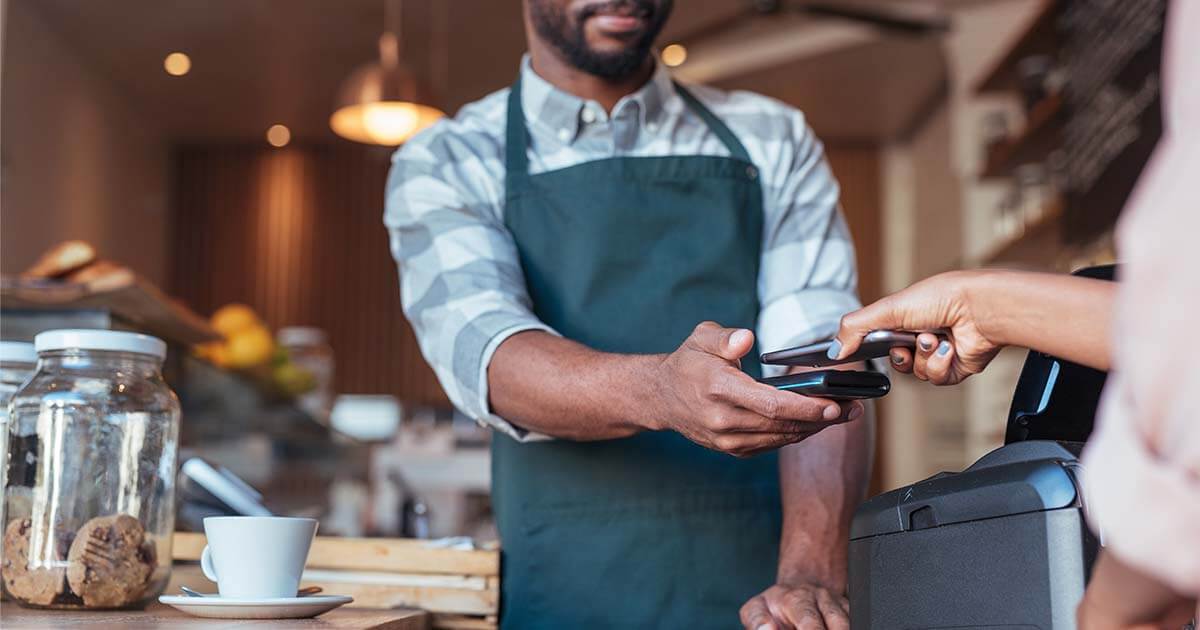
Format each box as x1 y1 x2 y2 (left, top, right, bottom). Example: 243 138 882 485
1 0 170 285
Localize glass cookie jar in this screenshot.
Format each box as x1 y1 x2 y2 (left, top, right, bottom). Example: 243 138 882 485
2 330 181 609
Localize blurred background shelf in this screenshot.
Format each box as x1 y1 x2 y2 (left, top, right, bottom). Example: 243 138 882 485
980 94 1063 179
970 199 1064 269
973 0 1060 95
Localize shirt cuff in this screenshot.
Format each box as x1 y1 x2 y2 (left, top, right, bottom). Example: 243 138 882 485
757 288 861 377
475 322 559 442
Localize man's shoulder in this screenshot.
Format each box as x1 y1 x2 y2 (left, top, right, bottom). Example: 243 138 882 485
682 83 813 143
395 87 510 163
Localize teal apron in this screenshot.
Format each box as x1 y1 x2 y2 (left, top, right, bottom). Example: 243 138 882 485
494 76 781 629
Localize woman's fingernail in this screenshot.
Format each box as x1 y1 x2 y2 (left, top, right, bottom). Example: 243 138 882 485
823 405 841 421
848 404 864 421
755 625 775 630
826 339 843 359
919 338 934 351
937 340 951 356
891 352 903 365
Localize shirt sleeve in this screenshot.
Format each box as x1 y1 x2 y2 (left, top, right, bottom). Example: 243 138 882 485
384 126 556 442
756 110 861 376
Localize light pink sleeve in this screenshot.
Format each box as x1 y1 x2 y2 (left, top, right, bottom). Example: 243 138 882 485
1080 0 1200 596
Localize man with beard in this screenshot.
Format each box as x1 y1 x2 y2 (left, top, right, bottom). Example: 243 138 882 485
385 1 870 627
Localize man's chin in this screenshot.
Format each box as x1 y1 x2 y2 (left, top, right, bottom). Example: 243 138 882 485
583 27 647 52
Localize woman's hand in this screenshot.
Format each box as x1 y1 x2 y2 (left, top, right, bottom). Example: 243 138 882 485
1077 551 1197 630
830 270 1005 386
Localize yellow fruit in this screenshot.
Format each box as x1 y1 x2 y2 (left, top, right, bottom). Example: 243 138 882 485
225 326 274 368
273 362 316 396
208 344 231 369
192 342 230 368
211 304 261 337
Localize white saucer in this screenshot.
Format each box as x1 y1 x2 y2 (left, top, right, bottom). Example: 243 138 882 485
159 594 354 619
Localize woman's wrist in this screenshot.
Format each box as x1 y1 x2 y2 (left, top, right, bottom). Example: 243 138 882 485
960 269 1024 349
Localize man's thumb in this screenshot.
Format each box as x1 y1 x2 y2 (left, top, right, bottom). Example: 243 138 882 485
689 322 754 361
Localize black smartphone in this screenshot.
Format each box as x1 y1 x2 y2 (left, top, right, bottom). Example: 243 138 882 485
757 369 891 400
760 331 917 368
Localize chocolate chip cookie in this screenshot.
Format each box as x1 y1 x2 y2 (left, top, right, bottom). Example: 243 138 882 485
2 518 67 606
66 514 153 608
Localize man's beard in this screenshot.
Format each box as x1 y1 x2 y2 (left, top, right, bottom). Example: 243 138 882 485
530 0 672 80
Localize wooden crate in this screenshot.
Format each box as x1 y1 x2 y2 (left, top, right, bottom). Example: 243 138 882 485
172 533 499 629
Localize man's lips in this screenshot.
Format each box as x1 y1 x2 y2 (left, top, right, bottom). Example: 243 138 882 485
589 13 645 33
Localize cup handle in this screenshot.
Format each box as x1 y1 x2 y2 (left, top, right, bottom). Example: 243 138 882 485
200 545 218 583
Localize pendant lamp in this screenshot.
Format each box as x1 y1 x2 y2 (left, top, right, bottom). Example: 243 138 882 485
330 0 445 146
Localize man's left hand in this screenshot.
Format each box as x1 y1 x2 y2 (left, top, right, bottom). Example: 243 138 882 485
740 581 849 630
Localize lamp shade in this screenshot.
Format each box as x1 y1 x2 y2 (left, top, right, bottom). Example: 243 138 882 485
330 58 444 146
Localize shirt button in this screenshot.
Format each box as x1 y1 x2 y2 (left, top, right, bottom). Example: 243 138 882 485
581 108 596 124
557 128 571 142
647 122 659 133
746 165 758 179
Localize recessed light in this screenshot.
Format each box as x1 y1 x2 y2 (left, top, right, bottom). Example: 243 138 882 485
164 52 191 76
661 44 687 67
266 124 291 148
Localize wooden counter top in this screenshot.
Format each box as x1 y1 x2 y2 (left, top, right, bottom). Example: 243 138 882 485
0 601 429 629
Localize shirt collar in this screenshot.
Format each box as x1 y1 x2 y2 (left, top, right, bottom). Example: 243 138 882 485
518 54 676 144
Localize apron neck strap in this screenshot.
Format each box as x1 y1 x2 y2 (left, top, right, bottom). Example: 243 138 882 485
670 82 753 163
505 74 755 187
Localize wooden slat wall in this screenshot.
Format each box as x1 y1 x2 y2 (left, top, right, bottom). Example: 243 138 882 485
170 144 883 422
171 144 449 407
825 146 883 304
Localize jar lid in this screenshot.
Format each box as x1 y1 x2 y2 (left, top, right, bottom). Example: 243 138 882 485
35 329 167 359
0 341 38 364
277 326 327 347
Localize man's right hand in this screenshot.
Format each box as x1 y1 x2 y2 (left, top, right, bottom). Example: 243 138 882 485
645 322 863 457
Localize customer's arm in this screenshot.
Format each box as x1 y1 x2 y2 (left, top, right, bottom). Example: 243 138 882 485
832 270 1116 385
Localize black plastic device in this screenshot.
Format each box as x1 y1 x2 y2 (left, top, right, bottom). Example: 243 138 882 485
758 369 891 400
847 265 1117 629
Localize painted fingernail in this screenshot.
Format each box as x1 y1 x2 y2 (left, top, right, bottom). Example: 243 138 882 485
891 352 903 365
823 405 841 421
848 404 864 421
919 338 933 351
826 339 842 359
937 340 951 356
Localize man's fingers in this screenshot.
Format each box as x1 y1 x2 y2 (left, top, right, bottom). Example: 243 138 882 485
780 589 825 630
833 297 901 360
816 589 850 630
717 430 829 457
712 406 840 436
718 375 848 424
688 321 754 362
739 595 778 630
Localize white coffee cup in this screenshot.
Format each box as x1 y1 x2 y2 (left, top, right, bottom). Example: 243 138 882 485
200 516 318 599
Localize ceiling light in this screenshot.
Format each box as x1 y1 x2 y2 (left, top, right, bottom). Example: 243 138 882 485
661 44 688 67
266 124 291 147
330 1 444 146
164 52 191 76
